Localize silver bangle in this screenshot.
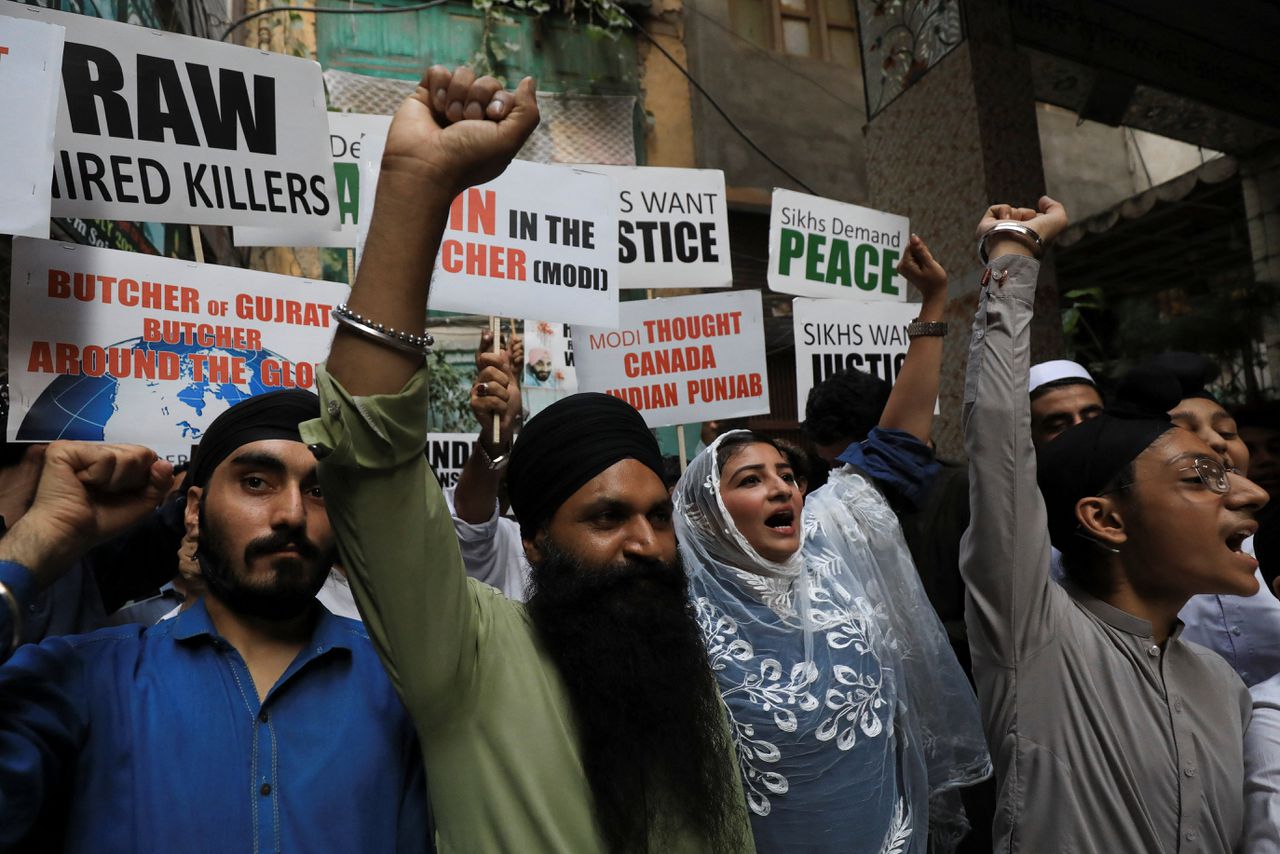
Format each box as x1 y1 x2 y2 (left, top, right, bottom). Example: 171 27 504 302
0 579 22 658
978 221 1043 264
332 304 435 356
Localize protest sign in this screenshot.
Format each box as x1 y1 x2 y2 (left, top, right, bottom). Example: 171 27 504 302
2 1 336 229
0 14 63 238
791 297 918 416
521 319 578 418
426 432 474 488
357 153 620 326
767 188 909 301
582 165 731 290
574 290 769 428
234 112 391 248
6 237 349 458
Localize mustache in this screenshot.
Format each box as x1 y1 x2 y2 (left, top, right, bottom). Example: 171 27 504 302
243 528 320 563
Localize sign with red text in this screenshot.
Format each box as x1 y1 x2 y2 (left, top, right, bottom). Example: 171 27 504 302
356 150 620 326
521 319 578 418
574 290 769 428
767 188 908 301
426 432 474 489
2 1 336 229
792 297 917 415
581 165 731 289
6 237 349 456
0 14 64 238
234 112 391 248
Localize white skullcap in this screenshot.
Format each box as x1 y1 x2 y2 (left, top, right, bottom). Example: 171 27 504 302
1029 360 1094 395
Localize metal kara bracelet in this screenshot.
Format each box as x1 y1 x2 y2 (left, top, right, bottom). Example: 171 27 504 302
332 304 435 356
0 579 22 658
978 221 1043 264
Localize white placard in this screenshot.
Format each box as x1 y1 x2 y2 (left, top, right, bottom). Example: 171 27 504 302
2 1 336 229
521 319 578 418
234 112 391 248
582 165 731 289
792 297 918 416
574 290 769 428
0 15 64 238
767 188 909 301
426 432 474 488
6 237 349 457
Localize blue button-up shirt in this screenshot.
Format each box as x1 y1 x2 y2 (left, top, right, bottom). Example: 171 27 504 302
0 595 431 852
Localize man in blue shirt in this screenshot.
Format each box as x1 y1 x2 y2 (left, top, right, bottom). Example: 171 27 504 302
0 391 430 852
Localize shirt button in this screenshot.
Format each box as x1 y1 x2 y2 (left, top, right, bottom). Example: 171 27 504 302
258 710 268 723
1173 698 1184 713
1184 765 1198 778
260 783 272 796
1147 644 1160 657
326 400 340 418
1232 626 1243 636
1185 829 1198 842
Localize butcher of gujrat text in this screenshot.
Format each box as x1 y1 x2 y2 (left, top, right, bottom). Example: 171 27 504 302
590 310 764 411
26 267 331 390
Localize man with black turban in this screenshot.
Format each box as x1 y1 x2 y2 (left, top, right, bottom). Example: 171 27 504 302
302 65 754 852
0 393 430 851
960 197 1268 852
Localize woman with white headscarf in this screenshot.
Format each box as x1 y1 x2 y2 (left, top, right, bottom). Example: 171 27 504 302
674 237 990 853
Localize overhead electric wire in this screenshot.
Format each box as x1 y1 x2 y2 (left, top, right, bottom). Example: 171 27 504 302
610 3 817 194
221 0 451 41
219 0 815 194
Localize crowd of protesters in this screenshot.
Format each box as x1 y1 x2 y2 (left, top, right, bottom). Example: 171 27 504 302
3 66 1280 853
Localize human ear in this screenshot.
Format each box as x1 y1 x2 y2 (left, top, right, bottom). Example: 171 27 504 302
522 534 544 567
1075 495 1127 551
183 485 203 539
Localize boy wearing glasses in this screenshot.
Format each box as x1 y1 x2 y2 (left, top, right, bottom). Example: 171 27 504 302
962 197 1268 852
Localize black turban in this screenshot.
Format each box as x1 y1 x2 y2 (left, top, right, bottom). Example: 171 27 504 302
1143 351 1218 402
188 390 320 489
1036 366 1180 553
506 392 664 539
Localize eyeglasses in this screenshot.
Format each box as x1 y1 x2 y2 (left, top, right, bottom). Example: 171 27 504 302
1106 455 1236 496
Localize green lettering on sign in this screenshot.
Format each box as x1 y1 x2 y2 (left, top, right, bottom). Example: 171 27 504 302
778 228 804 275
880 248 900 295
854 242 878 291
334 162 360 226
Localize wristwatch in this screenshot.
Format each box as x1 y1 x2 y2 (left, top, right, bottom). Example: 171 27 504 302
475 440 511 471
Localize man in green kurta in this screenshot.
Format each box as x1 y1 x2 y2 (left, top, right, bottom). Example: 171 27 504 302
300 65 755 853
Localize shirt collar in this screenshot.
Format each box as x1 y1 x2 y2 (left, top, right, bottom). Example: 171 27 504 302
171 596 358 656
1061 579 1157 638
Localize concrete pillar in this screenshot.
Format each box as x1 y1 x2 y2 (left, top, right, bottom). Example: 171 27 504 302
1240 143 1280 392
861 0 1059 457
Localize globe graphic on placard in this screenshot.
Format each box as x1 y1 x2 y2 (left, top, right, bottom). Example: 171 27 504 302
16 337 292 444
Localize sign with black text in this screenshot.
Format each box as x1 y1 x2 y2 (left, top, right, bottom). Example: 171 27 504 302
0 14 63 238
3 1 336 229
426 432 473 488
582 165 731 289
792 297 917 416
768 188 908 301
235 112 391 247
574 290 769 428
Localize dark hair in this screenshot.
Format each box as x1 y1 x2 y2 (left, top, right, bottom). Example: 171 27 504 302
1030 376 1098 403
1055 460 1135 596
802 369 891 446
714 431 785 475
773 438 827 494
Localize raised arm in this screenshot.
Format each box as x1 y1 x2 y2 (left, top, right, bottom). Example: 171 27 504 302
453 331 520 525
877 234 947 443
327 67 538 396
959 197 1070 665
302 68 539 720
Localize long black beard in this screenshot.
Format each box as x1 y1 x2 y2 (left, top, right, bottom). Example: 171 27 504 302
197 502 334 621
525 539 742 853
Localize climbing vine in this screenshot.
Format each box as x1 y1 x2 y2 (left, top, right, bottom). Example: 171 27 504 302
468 0 631 77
